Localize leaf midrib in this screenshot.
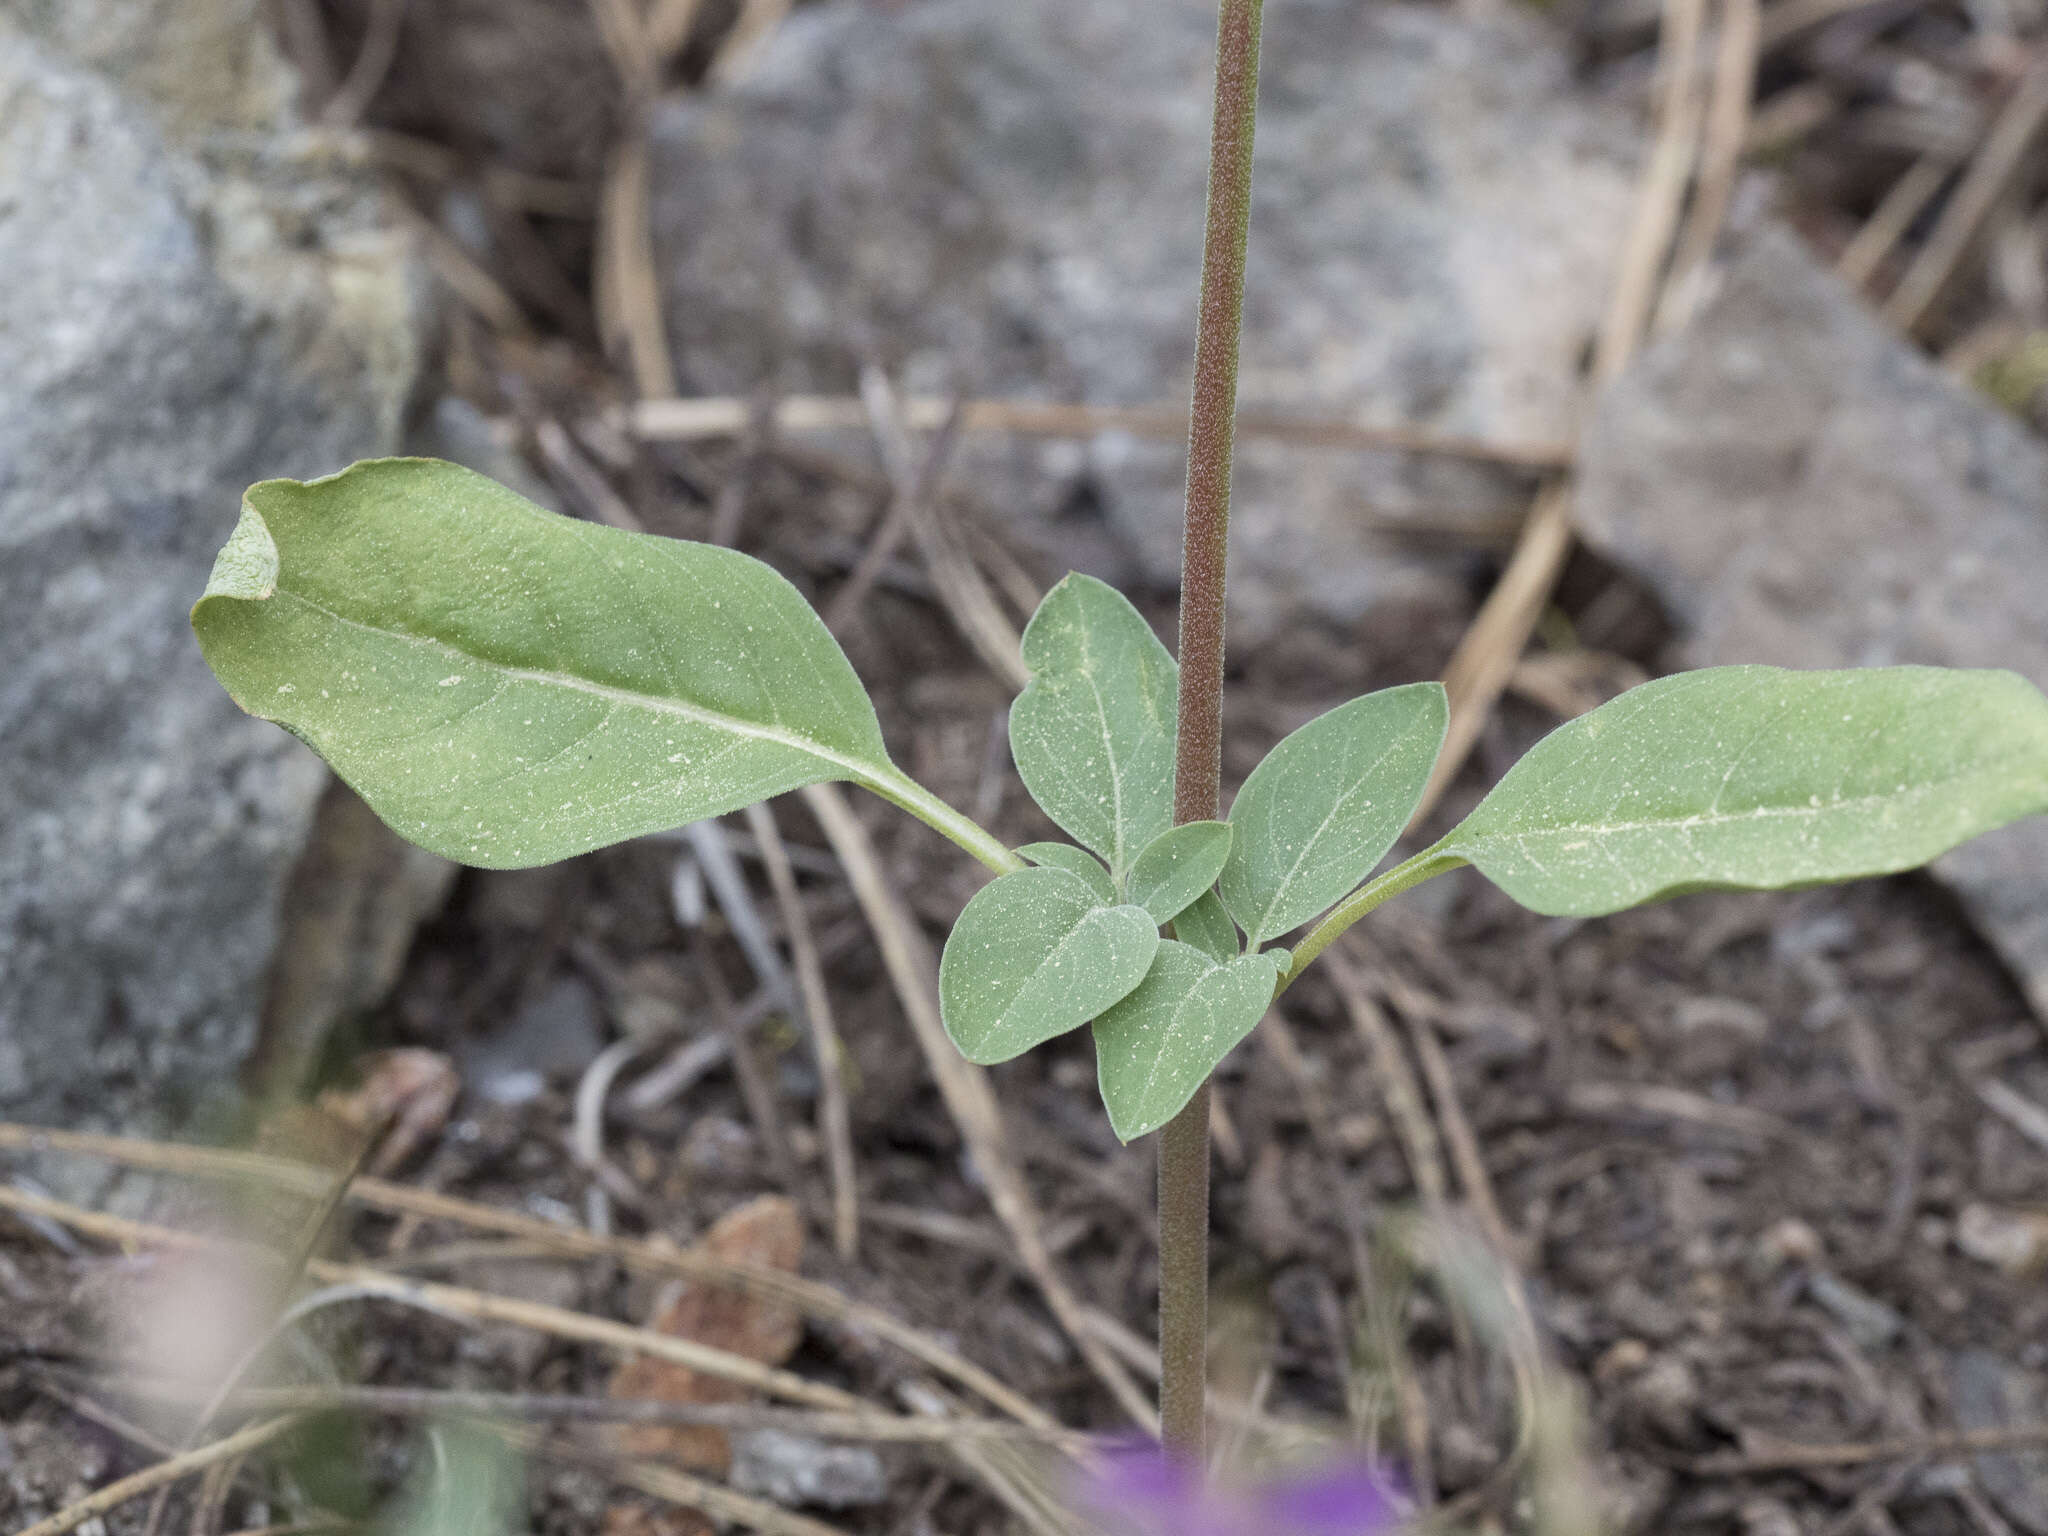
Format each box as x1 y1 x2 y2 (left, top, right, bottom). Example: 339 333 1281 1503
1241 729 1413 945
267 587 894 788
1460 773 2016 857
993 894 1139 1037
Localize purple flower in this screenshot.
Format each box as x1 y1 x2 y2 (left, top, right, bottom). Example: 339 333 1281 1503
1074 1439 1402 1536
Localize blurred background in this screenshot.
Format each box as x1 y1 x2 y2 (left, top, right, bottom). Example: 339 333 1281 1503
4 0 2048 1530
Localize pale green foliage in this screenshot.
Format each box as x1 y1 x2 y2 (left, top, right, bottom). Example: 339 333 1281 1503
386 1424 523 1536
1169 890 1242 962
1125 821 1233 924
192 460 898 868
190 460 2048 1144
1439 665 2048 917
938 867 1158 1065
1092 942 1285 1142
1219 683 1447 946
1017 841 1117 902
1009 574 1178 879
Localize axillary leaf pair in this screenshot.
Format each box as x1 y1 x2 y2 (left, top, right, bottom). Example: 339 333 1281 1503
944 571 1448 1139
193 460 2048 1141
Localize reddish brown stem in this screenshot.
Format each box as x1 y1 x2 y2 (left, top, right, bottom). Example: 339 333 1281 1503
1160 0 1265 1467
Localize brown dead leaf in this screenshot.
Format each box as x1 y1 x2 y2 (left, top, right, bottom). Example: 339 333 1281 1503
607 1193 805 1471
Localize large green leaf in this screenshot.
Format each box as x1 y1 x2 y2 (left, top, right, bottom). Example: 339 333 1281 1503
191 459 897 869
1220 683 1448 946
1125 821 1233 925
1092 942 1283 1142
939 867 1159 1065
1442 665 2048 917
1017 841 1117 904
1009 574 1178 879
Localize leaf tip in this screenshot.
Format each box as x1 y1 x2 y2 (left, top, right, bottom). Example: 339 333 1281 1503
198 496 280 606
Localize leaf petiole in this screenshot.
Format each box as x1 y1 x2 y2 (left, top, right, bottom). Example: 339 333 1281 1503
1274 843 1467 994
855 766 1027 876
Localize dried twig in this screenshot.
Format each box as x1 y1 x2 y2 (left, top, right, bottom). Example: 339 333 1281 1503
1658 0 1764 334
746 800 861 1259
852 371 1028 690
1885 57 2048 335
0 1131 1052 1432
1685 1422 2048 1474
1838 153 1955 290
1977 1078 2048 1156
799 783 1158 1431
629 395 1574 470
1413 0 1713 820
1565 1080 1797 1144
705 0 794 84
93 1380 1088 1449
15 1417 304 1536
0 1181 868 1414
1320 944 1444 1497
320 0 409 128
1395 995 1523 1264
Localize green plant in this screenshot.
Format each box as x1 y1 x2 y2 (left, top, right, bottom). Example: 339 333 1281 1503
190 0 2048 1472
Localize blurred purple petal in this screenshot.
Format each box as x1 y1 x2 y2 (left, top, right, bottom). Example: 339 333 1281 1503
1258 1462 1402 1535
1073 1440 1401 1536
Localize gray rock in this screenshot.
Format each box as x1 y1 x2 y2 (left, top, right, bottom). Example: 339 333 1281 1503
0 2 420 1134
651 0 1637 640
730 1429 887 1510
1577 228 2048 1023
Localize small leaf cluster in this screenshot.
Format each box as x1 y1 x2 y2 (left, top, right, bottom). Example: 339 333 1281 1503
193 461 2048 1142
942 571 1447 1138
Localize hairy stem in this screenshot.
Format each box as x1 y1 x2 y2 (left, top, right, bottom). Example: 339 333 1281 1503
1160 0 1266 1466
859 768 1024 876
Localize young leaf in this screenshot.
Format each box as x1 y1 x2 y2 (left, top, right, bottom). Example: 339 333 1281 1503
1441 665 2048 917
1009 574 1177 879
1125 821 1233 925
192 459 902 869
1169 890 1241 962
1220 683 1448 947
1018 841 1117 904
1091 942 1281 1142
939 867 1159 1065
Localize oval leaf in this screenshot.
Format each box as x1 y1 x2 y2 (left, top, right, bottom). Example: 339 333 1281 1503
193 459 897 869
1169 890 1241 962
1017 841 1117 904
1442 665 2048 917
1220 683 1448 946
1125 821 1233 925
1091 942 1279 1142
1009 574 1177 878
939 867 1159 1065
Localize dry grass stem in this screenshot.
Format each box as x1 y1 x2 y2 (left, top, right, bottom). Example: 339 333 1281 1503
630 395 1574 469
799 783 1159 1431
1658 0 1763 334
1884 56 2048 335
855 370 1029 690
744 800 861 1259
1838 154 1956 289
0 1125 1052 1431
14 1417 305 1536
